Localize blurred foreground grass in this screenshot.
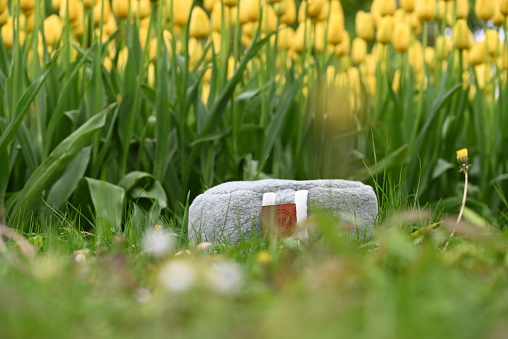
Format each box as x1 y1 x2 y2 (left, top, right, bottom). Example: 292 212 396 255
1 211 508 339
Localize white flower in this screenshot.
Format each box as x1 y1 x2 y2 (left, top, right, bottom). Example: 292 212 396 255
158 260 196 293
205 261 243 295
141 228 175 257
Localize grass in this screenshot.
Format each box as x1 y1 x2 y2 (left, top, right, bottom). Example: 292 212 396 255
1 202 508 339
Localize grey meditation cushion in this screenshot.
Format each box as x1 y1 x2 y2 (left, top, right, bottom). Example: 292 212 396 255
188 179 378 244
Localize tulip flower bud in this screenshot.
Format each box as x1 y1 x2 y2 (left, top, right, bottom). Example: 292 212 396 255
436 35 451 60
43 14 63 46
60 0 81 22
392 70 401 93
0 0 7 12
415 0 436 22
408 41 424 72
297 1 307 22
203 0 219 11
335 30 350 56
492 3 504 27
277 25 294 50
280 0 296 24
355 11 375 41
224 0 238 6
475 0 494 21
307 0 325 18
190 6 211 39
112 0 130 20
328 13 344 44
351 37 367 64
452 19 472 50
379 0 396 16
132 0 151 19
261 5 277 33
20 0 35 12
93 0 111 25
456 0 470 19
0 7 9 26
469 41 485 65
211 2 230 32
246 0 261 22
1 17 13 48
425 47 435 70
392 22 411 53
164 0 193 26
83 0 97 9
292 19 312 53
401 0 415 12
501 0 508 16
376 15 394 44
486 29 500 57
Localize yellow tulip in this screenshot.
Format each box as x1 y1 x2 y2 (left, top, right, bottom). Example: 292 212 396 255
376 15 394 44
425 46 435 70
52 0 61 10
297 1 307 22
501 0 508 15
147 62 155 87
475 0 495 21
224 0 238 6
83 0 97 9
469 41 485 66
328 13 344 45
379 0 396 16
486 29 500 57
188 37 203 68
190 6 211 39
335 30 350 56
456 0 470 19
409 41 424 72
203 0 219 11
492 2 504 27
452 19 472 50
355 11 375 41
261 5 277 33
367 74 376 97
351 37 367 64
392 22 410 53
392 70 401 94
112 0 130 20
19 0 35 12
211 2 231 32
166 0 193 26
0 7 9 26
117 47 129 71
132 0 151 19
315 22 333 53
277 25 294 50
104 13 117 35
93 0 111 26
307 0 325 18
292 19 312 53
401 0 415 12
43 14 63 46
415 0 436 22
1 17 13 48
60 0 82 22
0 0 7 13
436 35 452 60
280 0 296 24
246 0 261 22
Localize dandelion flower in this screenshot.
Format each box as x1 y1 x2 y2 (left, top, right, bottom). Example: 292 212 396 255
206 261 243 295
159 260 196 293
141 227 175 258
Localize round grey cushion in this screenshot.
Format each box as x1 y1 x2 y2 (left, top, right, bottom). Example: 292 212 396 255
188 179 378 244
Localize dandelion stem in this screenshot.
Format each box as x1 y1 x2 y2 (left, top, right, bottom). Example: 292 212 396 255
456 170 468 224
